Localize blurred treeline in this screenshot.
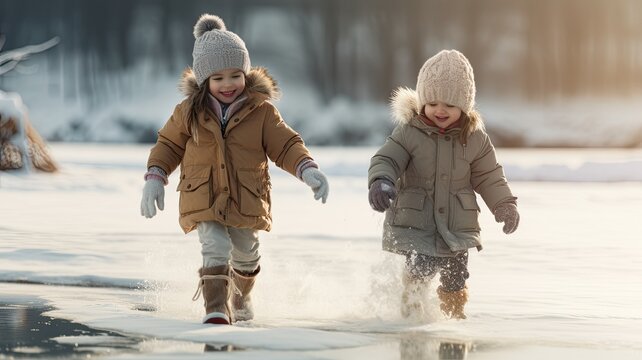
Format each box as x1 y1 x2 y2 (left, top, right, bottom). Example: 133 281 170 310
1 0 641 105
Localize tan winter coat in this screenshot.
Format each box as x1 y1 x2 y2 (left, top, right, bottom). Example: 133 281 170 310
147 68 312 233
368 88 515 256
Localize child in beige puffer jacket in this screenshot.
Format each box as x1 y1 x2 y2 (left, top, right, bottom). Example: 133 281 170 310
141 14 329 325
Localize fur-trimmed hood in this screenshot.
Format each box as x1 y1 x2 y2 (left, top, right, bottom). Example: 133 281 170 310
179 66 281 101
389 87 421 125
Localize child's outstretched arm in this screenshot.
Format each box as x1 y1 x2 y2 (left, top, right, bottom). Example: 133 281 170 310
261 105 329 203
141 105 191 218
470 133 519 234
368 125 411 211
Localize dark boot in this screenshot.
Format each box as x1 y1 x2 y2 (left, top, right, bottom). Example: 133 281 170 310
401 271 429 319
437 286 468 320
231 266 260 322
197 265 232 324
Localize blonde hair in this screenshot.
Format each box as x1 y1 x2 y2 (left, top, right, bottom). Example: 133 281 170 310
459 109 485 144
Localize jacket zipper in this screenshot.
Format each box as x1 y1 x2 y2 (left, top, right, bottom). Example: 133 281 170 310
221 111 228 138
452 135 456 171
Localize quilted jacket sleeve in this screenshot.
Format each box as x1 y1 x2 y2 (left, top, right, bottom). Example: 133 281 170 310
147 103 192 176
470 132 516 210
261 103 312 177
368 125 411 188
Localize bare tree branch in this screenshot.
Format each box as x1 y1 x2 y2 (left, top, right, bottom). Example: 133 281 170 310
0 36 60 76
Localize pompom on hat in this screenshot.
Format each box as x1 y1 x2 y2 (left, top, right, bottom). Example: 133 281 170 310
416 49 476 114
192 14 251 86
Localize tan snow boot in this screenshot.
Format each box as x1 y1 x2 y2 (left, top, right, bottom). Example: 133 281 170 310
437 286 468 320
195 265 232 324
401 272 429 318
231 266 259 322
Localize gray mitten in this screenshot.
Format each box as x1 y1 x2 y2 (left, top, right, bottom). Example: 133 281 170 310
369 178 397 212
141 179 165 218
302 167 329 203
493 202 520 234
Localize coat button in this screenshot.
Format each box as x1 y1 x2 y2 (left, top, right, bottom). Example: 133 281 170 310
221 164 225 169
445 135 451 141
438 207 445 214
224 187 228 191
234 118 240 122
441 174 448 180
186 184 192 189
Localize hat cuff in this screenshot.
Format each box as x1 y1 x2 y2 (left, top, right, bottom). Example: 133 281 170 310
418 88 472 114
193 51 251 85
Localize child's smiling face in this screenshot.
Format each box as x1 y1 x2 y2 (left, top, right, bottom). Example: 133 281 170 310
208 68 246 104
423 101 462 129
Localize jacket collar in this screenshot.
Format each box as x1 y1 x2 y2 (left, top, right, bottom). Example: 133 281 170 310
418 114 462 134
207 93 248 122
410 115 461 135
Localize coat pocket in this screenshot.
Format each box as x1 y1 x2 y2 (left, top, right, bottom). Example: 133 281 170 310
177 165 213 215
392 188 433 231
451 189 480 231
237 169 269 217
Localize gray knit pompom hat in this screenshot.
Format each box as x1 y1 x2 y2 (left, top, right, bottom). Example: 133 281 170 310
416 49 476 114
192 14 251 86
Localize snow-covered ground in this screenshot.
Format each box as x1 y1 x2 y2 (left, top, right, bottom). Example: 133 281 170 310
1 144 642 359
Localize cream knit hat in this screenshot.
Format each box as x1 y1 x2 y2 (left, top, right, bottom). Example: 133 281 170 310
192 14 251 86
416 49 476 114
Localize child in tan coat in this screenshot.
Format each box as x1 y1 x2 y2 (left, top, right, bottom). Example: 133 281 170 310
141 14 329 325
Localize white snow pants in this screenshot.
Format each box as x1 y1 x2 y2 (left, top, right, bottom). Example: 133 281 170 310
197 221 260 272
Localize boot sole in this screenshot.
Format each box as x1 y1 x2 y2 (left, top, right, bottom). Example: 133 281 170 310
203 312 230 325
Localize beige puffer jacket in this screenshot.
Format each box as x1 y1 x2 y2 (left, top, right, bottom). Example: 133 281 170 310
368 88 516 256
147 67 312 233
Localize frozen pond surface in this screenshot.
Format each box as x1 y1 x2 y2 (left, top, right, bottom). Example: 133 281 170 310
1 144 641 359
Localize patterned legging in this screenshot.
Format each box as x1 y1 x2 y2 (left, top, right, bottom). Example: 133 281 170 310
404 251 469 292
